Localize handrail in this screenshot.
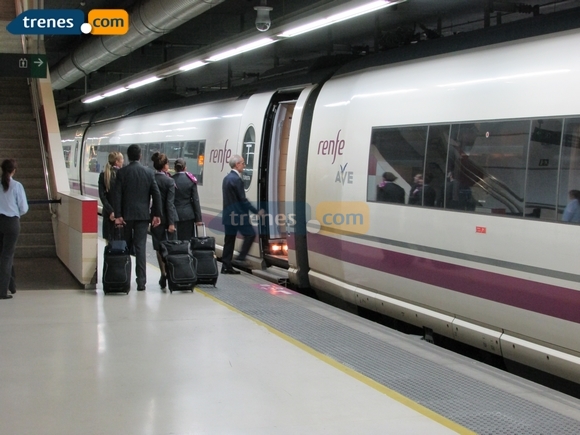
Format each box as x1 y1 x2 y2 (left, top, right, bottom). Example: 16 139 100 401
29 78 57 215
28 199 62 205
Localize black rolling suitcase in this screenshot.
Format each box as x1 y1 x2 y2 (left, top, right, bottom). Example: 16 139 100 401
191 223 219 287
102 227 131 294
160 231 197 293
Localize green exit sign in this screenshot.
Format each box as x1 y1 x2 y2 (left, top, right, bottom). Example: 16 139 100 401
0 54 47 78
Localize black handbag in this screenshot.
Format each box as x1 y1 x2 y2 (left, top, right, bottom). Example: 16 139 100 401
160 230 191 259
191 223 215 251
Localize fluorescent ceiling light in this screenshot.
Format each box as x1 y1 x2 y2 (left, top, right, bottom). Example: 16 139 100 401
126 76 161 89
179 61 207 72
103 87 129 97
82 95 105 103
207 38 275 62
278 0 403 38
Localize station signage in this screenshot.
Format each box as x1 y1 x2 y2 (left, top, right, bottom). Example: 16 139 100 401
0 54 47 78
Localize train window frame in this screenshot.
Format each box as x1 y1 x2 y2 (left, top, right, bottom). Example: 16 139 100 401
367 125 428 205
366 116 576 224
558 117 580 223
242 126 256 191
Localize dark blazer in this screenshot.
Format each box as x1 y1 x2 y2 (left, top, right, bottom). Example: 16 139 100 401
377 182 405 204
114 161 162 221
222 170 258 226
98 167 118 240
154 172 177 226
172 172 202 222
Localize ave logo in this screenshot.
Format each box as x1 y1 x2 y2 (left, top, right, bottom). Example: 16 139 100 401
335 163 353 185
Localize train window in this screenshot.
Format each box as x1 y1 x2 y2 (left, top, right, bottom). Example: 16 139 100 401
62 145 71 168
524 119 562 221
85 145 101 173
367 125 427 204
449 120 529 216
558 118 580 223
424 125 451 208
242 127 255 190
182 141 205 185
73 140 79 168
164 142 181 162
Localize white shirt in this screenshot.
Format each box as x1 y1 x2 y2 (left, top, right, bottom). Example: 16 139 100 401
0 177 29 217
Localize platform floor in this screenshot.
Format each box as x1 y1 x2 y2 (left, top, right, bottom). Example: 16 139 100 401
2 238 580 434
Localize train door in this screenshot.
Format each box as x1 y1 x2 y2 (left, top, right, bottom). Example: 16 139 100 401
258 91 300 268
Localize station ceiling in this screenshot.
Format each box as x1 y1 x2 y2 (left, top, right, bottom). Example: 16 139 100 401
42 0 579 123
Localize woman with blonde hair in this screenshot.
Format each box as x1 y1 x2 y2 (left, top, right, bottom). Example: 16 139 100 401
98 151 124 241
0 159 28 300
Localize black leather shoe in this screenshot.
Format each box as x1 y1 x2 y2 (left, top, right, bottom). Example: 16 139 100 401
0 294 13 300
137 286 146 291
232 259 251 269
159 275 167 289
9 288 16 294
221 268 240 275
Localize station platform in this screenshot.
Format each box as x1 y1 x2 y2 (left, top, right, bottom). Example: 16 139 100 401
2 238 580 434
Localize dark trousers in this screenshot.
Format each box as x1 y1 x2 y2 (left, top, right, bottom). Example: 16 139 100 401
0 215 20 298
176 219 195 242
222 223 255 269
123 220 149 287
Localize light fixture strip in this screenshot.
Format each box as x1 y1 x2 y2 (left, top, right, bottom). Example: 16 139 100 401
82 95 104 104
127 76 161 89
206 38 275 62
82 0 406 104
179 60 207 72
278 0 402 38
102 87 129 97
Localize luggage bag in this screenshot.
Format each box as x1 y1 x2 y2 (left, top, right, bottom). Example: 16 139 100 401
160 231 197 293
191 223 219 287
103 227 131 294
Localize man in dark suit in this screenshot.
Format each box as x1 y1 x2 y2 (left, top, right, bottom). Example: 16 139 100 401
221 154 262 274
376 172 405 204
114 144 162 290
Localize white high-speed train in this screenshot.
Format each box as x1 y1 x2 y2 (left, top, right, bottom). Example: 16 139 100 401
61 24 580 383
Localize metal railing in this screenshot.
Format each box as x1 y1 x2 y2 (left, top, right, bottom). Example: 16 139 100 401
29 77 57 216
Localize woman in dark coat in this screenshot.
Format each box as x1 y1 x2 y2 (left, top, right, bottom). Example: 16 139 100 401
150 152 177 289
98 151 123 241
172 158 202 241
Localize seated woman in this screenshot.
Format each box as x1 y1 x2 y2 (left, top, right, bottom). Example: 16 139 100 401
563 190 580 223
150 152 177 289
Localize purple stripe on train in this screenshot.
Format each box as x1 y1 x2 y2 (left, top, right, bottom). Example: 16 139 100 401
307 232 580 324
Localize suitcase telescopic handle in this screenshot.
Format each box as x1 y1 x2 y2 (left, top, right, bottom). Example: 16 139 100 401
165 229 178 241
195 222 207 237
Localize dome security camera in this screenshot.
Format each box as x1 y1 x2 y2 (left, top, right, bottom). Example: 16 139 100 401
254 6 272 32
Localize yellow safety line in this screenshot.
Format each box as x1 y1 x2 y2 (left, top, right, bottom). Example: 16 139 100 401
197 288 477 435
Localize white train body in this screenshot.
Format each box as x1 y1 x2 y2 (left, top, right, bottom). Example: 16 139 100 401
61 28 580 382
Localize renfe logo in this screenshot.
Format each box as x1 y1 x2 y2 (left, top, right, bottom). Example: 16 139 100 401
318 129 345 164
208 140 232 172
7 9 129 35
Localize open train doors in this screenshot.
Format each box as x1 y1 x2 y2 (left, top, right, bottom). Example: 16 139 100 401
258 90 301 268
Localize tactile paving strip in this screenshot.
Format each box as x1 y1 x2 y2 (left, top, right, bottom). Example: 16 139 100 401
203 276 580 435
